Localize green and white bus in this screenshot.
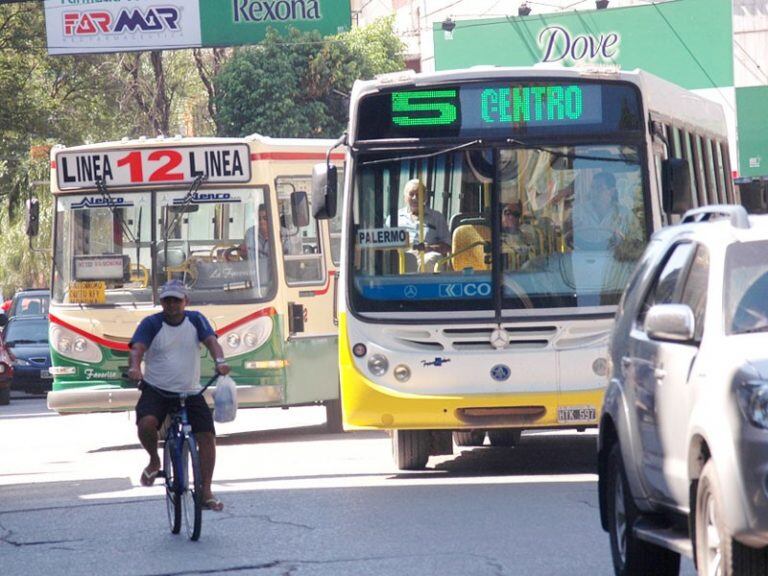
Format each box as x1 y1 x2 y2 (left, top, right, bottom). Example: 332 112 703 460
46 134 345 430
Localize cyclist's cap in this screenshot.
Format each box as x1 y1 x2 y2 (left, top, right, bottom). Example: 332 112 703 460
159 279 188 300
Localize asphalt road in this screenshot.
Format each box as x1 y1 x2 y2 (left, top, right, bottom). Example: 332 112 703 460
0 396 697 576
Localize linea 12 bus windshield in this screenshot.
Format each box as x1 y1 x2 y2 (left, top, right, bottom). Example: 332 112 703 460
355 80 642 140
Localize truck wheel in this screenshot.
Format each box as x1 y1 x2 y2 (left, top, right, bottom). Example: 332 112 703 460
453 430 485 446
606 444 680 576
488 429 522 447
696 460 768 575
392 430 430 470
0 387 9 406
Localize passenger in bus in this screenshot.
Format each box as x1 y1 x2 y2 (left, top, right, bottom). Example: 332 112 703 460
386 178 450 272
571 172 631 250
500 201 536 267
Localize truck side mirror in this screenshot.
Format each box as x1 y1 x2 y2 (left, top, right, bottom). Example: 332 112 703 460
311 163 337 220
662 158 693 215
26 197 40 237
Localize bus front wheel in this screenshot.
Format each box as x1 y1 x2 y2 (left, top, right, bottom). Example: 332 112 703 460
392 430 430 470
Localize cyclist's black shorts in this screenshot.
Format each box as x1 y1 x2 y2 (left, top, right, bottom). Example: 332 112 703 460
135 381 215 435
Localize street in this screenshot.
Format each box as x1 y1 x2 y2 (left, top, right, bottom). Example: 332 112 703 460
0 396 696 575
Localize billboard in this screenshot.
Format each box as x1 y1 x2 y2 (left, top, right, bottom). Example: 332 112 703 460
44 0 351 55
432 0 733 91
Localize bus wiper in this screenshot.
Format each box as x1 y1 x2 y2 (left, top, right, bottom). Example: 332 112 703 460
360 140 482 166
95 179 138 245
506 138 640 165
162 174 205 242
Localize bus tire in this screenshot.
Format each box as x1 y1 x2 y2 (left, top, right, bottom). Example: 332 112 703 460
453 430 485 446
324 398 343 434
392 430 430 470
488 429 522 447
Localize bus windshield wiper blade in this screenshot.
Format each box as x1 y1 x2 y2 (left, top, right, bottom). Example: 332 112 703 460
506 138 640 164
96 179 138 245
360 140 482 166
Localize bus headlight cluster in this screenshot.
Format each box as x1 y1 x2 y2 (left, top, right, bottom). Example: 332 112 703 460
218 316 273 359
50 325 103 363
367 354 389 376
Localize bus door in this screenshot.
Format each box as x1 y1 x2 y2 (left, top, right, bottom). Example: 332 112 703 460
276 175 338 404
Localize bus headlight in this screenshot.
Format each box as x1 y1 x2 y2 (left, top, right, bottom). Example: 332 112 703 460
218 316 273 359
367 354 389 376
394 364 411 382
50 325 103 363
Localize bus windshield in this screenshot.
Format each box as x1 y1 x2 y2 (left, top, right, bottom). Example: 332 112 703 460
52 187 274 306
350 143 647 315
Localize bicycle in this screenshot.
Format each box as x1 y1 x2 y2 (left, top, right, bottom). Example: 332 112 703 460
141 375 218 541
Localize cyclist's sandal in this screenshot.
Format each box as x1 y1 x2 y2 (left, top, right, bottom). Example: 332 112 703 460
140 467 160 487
203 498 224 511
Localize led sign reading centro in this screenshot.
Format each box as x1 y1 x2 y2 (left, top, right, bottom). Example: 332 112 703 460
356 80 641 140
392 84 585 128
481 85 583 124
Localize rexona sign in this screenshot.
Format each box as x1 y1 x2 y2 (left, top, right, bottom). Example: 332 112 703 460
44 0 351 55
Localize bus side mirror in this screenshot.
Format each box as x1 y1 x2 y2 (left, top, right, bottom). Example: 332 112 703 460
290 191 310 228
311 163 337 220
662 158 692 214
26 197 40 237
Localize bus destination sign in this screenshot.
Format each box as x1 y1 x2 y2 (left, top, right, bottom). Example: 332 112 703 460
55 143 252 190
353 80 645 141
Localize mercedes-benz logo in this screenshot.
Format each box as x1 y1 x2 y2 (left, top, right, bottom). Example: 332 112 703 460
403 285 418 299
490 364 511 382
490 327 509 350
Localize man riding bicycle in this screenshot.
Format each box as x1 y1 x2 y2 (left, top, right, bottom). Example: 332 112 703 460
127 279 230 511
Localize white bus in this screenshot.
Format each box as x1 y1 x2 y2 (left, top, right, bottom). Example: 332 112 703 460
46 134 345 430
312 66 735 469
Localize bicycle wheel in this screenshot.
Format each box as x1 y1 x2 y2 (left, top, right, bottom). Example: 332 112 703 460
163 434 182 534
180 435 203 541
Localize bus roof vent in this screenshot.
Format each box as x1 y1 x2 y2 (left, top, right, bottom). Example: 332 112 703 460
375 69 416 85
576 63 621 76
681 205 750 229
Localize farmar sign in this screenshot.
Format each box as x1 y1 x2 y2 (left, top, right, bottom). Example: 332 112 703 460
44 0 351 55
44 0 201 55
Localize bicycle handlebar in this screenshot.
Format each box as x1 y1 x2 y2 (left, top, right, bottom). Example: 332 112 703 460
121 373 220 399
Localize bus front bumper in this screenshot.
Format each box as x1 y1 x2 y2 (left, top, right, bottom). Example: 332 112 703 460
47 384 285 414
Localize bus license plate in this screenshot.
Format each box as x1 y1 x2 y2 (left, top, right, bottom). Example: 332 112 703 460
557 406 596 424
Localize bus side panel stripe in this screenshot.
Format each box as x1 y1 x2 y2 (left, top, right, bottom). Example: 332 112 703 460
251 152 344 162
216 307 277 335
49 314 130 352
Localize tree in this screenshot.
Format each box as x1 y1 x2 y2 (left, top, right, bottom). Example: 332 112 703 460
214 17 406 138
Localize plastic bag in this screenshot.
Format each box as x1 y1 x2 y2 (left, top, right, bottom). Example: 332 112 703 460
213 374 238 423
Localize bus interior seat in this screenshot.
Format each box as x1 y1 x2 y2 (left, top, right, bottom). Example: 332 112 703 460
450 211 488 233
452 223 490 272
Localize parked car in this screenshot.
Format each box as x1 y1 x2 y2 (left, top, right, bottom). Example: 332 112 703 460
598 205 768 575
0 331 12 405
2 315 52 395
8 289 50 318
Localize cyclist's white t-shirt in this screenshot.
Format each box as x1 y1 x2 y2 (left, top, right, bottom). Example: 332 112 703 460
130 311 216 393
